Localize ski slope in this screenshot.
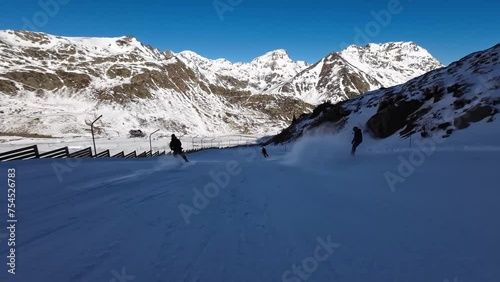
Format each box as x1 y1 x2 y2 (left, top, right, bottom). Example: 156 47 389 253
0 130 499 282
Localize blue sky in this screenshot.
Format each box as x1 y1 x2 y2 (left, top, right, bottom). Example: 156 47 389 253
0 0 498 65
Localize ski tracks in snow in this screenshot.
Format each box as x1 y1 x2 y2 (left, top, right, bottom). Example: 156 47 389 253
5 148 500 282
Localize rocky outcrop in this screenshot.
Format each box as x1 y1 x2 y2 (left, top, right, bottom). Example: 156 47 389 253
56 70 92 89
454 105 497 129
106 65 132 79
111 83 152 100
0 79 18 95
4 71 63 91
367 99 424 139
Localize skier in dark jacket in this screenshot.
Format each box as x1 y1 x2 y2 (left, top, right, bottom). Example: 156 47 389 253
170 134 189 162
351 126 363 156
261 146 269 158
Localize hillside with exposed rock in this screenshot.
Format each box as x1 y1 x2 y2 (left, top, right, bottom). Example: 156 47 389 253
0 30 312 137
269 44 499 144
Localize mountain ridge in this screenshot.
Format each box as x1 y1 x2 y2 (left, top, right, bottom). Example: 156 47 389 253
0 30 444 138
175 39 443 104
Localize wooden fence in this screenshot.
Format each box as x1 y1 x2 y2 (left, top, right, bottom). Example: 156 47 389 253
0 145 166 162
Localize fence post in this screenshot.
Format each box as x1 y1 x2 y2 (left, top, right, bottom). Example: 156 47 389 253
91 115 103 156
201 137 206 148
33 145 40 158
191 136 198 151
149 129 160 155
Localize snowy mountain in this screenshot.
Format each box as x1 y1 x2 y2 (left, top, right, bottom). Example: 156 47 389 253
177 42 443 105
177 49 309 94
269 43 500 144
278 52 384 104
339 42 443 86
277 42 444 104
0 30 312 138
0 30 442 139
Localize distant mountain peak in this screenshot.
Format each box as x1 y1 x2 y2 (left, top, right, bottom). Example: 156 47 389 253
344 41 424 53
337 41 444 87
177 50 205 60
276 41 444 104
252 49 292 64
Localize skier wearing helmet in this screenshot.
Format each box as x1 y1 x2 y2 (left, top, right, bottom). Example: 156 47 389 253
170 134 189 162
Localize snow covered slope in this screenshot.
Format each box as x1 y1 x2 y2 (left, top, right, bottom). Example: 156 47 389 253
1 134 499 281
270 43 499 144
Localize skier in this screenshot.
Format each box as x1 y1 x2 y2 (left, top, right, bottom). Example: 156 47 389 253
170 134 189 162
261 146 269 158
351 126 363 156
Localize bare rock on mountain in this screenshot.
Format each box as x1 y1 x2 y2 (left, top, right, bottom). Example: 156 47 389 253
454 105 497 129
4 71 63 91
367 99 425 139
56 70 92 90
107 65 132 79
0 79 18 95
